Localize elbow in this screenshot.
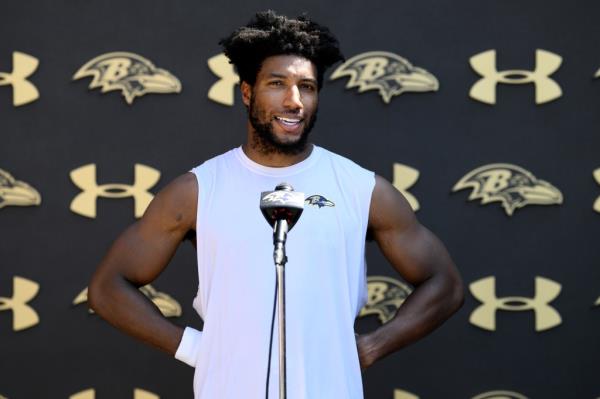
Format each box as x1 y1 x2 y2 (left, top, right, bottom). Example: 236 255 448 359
87 275 103 314
88 271 113 315
448 271 465 314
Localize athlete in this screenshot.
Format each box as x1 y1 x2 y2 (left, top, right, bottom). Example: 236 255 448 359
89 10 464 398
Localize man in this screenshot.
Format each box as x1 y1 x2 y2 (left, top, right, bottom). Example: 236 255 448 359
89 10 463 398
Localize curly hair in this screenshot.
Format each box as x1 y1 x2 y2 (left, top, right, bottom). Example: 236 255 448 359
219 10 344 89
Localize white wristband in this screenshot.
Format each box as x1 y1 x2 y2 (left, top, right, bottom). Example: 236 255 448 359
174 326 203 367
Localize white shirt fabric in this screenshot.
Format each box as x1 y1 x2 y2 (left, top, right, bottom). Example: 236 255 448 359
176 145 375 399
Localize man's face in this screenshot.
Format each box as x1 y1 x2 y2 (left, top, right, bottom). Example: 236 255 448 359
243 55 319 155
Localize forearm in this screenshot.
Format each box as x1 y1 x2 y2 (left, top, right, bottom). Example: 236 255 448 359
366 271 463 363
88 273 184 355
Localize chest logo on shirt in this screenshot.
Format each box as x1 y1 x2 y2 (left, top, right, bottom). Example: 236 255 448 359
305 195 335 208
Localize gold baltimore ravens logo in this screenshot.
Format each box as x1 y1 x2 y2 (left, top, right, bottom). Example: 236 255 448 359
73 52 181 104
471 391 529 399
73 284 181 318
69 388 159 399
359 276 412 324
452 163 562 216
0 169 41 209
330 51 438 104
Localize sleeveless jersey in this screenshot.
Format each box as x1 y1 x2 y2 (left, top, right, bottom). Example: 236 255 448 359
176 145 375 399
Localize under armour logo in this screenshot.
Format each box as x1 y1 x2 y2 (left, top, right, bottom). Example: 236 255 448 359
470 276 562 332
472 391 529 399
392 163 420 211
469 49 562 105
70 388 158 399
70 164 160 218
394 389 419 399
207 53 239 106
592 168 600 213
0 51 40 106
0 276 40 331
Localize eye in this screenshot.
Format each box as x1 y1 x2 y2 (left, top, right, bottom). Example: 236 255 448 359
300 83 316 92
269 80 283 87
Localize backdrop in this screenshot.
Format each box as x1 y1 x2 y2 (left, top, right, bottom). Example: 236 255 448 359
2 1 600 398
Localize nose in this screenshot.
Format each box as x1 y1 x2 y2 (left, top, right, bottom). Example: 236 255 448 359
283 85 303 111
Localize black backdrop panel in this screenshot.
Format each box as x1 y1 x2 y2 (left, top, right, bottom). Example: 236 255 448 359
2 1 600 398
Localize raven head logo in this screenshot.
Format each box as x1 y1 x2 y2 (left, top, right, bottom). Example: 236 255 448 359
453 163 562 216
472 391 529 399
305 195 334 208
0 169 41 209
330 51 438 103
73 284 181 318
359 276 412 324
73 52 181 104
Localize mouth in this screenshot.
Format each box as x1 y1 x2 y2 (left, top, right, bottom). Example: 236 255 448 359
274 116 304 133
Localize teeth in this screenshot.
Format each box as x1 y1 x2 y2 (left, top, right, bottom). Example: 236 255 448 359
276 116 301 124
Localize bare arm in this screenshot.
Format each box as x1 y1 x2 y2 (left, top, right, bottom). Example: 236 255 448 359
357 175 464 368
88 172 198 356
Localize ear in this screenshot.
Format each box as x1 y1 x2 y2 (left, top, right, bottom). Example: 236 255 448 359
241 81 252 107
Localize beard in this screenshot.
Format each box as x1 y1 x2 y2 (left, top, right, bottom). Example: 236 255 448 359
248 95 317 156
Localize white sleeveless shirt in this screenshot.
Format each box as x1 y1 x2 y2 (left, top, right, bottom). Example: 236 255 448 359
176 145 375 399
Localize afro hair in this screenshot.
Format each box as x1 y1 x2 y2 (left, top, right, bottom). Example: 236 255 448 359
219 10 344 89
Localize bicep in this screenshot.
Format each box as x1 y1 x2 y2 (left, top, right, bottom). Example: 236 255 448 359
369 175 452 285
94 172 198 286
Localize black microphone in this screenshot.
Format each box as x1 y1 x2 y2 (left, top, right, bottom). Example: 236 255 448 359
260 183 304 265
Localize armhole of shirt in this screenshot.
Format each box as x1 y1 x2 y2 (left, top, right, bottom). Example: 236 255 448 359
190 163 215 236
357 169 376 314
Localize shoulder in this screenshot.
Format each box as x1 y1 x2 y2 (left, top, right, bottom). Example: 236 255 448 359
318 146 374 177
190 148 238 172
139 172 198 232
368 174 417 232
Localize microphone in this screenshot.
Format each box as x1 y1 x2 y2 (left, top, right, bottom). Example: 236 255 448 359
260 183 304 265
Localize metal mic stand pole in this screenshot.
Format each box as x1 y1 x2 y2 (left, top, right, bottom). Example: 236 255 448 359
273 219 289 399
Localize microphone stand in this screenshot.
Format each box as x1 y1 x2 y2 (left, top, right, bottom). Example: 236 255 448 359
273 219 289 399
260 183 303 399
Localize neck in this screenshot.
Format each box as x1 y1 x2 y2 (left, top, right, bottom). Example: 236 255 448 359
243 123 313 167
242 142 313 167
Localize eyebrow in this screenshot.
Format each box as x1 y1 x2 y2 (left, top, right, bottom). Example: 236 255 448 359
268 73 317 84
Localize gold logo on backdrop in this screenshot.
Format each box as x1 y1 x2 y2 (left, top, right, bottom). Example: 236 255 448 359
469 276 561 332
452 163 562 216
592 168 600 213
359 276 412 324
0 276 40 331
69 163 160 218
73 284 181 318
0 51 39 106
393 163 420 211
208 53 239 106
330 51 439 104
472 391 529 399
73 52 181 104
0 169 41 209
394 389 419 399
70 388 159 399
469 49 562 105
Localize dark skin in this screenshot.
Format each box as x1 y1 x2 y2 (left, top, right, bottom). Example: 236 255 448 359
88 54 463 369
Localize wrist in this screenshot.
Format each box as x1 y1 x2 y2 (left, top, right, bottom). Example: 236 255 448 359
174 326 203 367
